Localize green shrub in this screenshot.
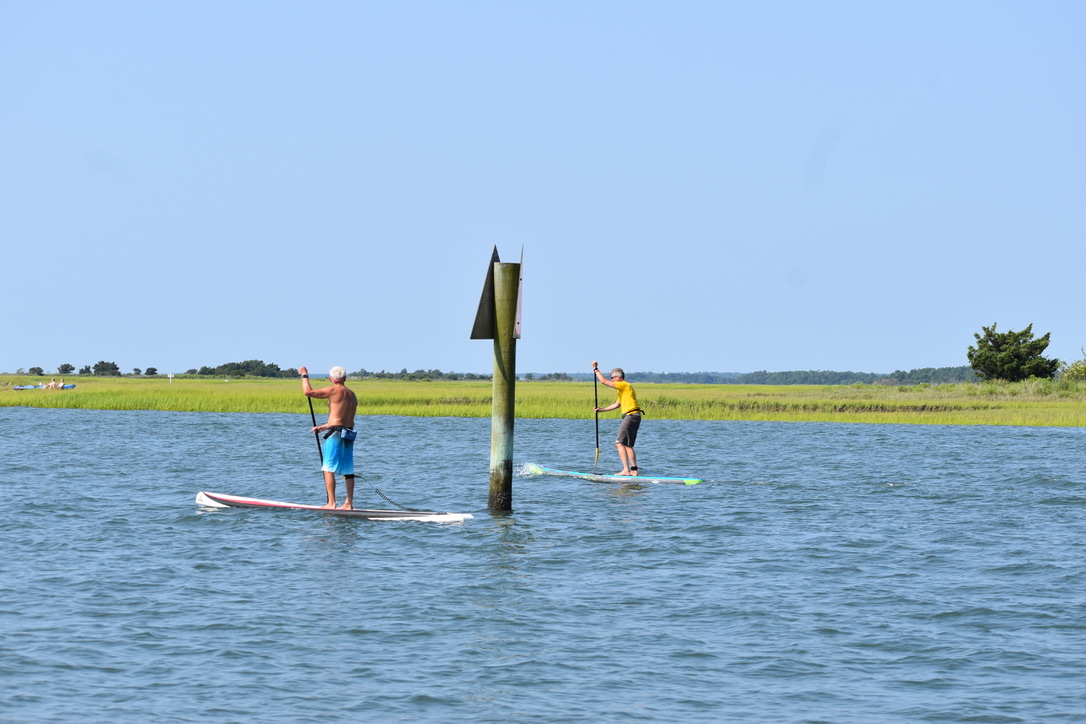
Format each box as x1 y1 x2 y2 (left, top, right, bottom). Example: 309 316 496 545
1061 349 1086 382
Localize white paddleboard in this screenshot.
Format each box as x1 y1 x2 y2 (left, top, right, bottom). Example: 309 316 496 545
196 491 473 522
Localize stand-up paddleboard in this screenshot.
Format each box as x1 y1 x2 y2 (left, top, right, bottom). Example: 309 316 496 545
524 463 703 485
195 491 473 522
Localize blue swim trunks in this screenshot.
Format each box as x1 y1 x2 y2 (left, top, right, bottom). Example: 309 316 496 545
321 433 355 475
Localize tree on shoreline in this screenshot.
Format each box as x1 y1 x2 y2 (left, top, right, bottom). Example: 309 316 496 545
92 361 121 376
967 323 1060 382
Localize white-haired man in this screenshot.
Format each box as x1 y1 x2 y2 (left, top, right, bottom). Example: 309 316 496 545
300 365 358 508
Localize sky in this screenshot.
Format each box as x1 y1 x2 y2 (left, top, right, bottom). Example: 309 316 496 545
2 2 1083 377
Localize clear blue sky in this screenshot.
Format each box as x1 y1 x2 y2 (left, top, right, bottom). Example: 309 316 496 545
3 2 1083 376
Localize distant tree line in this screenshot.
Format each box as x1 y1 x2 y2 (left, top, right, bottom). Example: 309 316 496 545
633 371 741 384
733 370 881 385
351 368 491 381
882 367 979 385
184 364 490 381
14 324 1080 385
10 362 980 384
186 360 298 378
563 369 978 385
20 361 161 376
734 367 979 385
562 372 742 383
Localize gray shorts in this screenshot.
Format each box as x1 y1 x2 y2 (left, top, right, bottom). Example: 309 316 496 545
616 413 641 447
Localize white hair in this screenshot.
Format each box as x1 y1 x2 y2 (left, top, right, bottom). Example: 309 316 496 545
330 366 346 381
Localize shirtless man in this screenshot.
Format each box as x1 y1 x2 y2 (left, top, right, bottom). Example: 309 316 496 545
300 365 359 509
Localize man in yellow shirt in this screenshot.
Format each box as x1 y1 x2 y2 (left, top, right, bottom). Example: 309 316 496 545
592 361 643 476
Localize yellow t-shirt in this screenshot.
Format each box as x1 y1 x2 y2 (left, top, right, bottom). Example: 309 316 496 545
614 380 640 415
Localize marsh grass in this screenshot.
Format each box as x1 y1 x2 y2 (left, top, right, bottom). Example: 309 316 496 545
3 375 1085 426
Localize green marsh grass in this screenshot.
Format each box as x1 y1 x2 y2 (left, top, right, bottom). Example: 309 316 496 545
2 375 1085 426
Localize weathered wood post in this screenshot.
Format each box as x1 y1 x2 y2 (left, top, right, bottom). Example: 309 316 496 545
471 247 522 512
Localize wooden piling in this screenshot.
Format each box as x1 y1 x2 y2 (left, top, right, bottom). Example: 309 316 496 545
487 261 519 511
471 247 522 513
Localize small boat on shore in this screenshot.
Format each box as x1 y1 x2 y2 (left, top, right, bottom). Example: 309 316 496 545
14 384 76 390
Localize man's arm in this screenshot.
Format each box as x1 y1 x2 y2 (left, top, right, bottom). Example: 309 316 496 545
300 366 333 399
592 362 617 389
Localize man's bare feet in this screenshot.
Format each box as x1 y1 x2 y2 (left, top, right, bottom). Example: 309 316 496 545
320 502 336 509
337 502 353 510
615 470 632 476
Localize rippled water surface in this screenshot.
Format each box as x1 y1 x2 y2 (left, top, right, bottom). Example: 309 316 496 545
1 407 1084 723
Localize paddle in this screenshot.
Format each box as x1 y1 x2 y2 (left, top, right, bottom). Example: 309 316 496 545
307 395 323 465
593 367 600 466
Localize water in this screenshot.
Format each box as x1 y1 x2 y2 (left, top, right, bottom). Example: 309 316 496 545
1 406 1084 723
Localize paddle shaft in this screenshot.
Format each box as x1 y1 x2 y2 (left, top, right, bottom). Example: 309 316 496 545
593 368 600 463
307 395 323 464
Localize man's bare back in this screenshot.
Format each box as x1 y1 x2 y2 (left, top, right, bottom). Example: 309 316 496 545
300 366 357 432
324 384 357 429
